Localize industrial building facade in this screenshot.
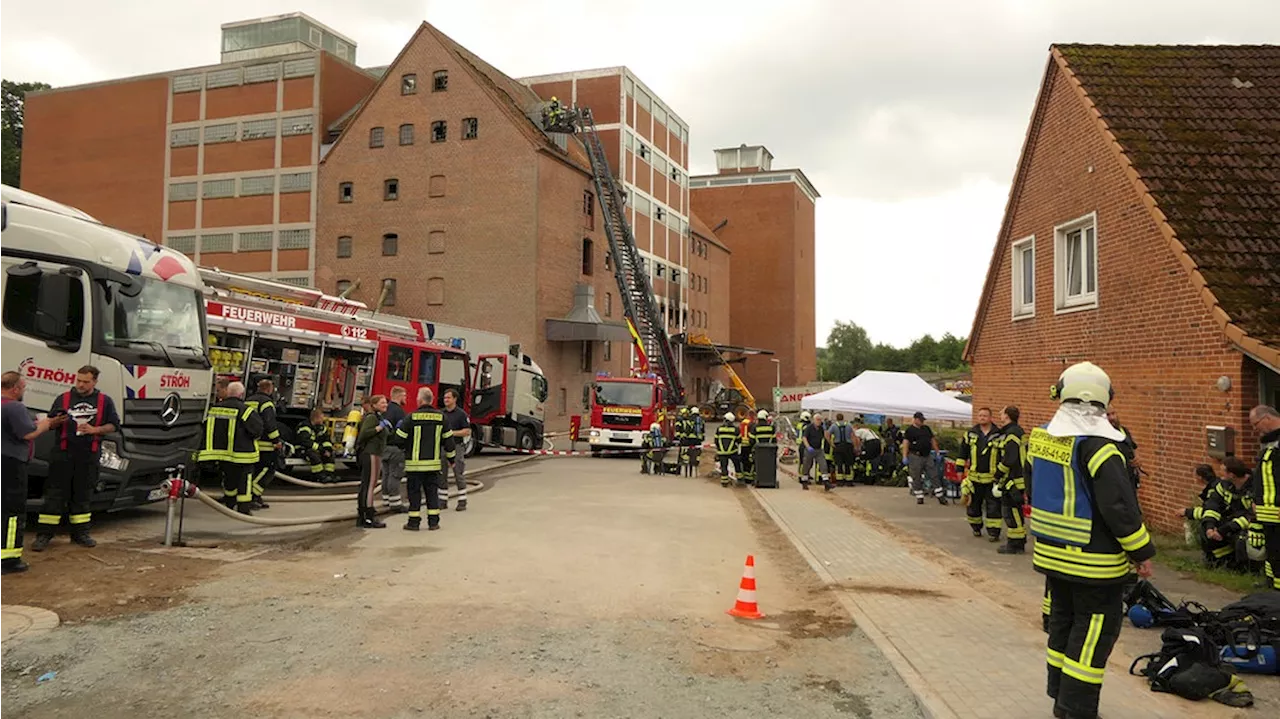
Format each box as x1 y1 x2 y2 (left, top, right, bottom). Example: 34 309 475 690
690 145 820 397
21 13 375 287
18 12 819 425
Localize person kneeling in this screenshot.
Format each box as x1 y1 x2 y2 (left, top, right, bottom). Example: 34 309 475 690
1199 457 1255 571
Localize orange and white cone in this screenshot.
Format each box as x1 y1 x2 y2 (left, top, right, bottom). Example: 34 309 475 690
726 554 765 619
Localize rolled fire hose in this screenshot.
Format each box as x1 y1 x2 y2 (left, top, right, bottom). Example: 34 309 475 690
189 479 485 527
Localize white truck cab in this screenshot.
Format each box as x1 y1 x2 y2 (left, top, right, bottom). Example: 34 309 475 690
1 185 212 511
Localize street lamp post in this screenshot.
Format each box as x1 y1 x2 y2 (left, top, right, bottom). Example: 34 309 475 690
771 358 781 397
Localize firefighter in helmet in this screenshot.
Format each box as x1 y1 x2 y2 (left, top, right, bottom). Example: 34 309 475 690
1028 361 1154 719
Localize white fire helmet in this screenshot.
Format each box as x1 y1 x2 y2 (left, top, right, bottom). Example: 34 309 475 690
757 410 769 420
724 412 736 422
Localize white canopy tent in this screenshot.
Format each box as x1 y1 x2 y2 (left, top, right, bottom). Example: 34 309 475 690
800 370 974 422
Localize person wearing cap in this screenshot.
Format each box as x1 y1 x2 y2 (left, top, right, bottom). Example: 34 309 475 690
715 412 742 486
1027 361 1154 719
903 412 944 505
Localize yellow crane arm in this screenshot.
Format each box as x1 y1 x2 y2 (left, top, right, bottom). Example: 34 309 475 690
688 333 755 411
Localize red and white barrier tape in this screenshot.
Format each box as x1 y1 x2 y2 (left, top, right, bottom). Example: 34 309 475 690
486 443 715 457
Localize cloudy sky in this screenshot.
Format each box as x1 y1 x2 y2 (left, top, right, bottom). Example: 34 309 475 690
3 0 1276 347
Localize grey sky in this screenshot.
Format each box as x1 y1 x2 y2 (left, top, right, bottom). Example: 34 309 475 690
3 0 1276 347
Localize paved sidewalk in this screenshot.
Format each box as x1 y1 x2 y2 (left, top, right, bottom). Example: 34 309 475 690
752 484 1248 719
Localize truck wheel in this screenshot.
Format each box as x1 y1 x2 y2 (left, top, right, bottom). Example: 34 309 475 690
517 427 537 452
734 404 751 420
464 433 481 458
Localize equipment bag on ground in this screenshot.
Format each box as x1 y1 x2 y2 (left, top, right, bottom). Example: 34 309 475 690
1130 627 1253 707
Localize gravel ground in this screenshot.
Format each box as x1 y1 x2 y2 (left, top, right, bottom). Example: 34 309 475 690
2 458 923 719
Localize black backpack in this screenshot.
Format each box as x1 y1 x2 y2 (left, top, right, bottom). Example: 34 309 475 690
1123 579 1211 629
1130 627 1253 706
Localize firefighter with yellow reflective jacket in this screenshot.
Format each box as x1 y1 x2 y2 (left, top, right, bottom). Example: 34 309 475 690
715 413 741 486
245 379 282 510
1027 362 1155 719
958 407 1003 541
994 405 1027 555
296 408 337 482
1247 404 1280 590
394 387 457 531
198 381 262 515
739 416 757 481
1199 456 1254 569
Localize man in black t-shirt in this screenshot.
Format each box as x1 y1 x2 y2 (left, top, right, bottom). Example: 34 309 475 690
902 412 945 505
800 413 832 491
441 389 471 511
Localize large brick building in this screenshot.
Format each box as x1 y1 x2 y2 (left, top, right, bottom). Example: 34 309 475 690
965 45 1280 531
690 145 820 396
315 23 734 427
20 12 376 286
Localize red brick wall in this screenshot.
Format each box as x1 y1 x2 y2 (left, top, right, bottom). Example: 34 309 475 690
968 62 1255 532
691 181 815 397
205 82 276 120
320 54 377 133
21 78 169 241
574 75 621 125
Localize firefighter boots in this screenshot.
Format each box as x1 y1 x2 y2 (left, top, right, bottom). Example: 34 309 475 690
30 534 53 552
455 500 467 512
998 539 1027 554
71 532 97 548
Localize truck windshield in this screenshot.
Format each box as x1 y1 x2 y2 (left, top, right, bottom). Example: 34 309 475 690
98 277 206 355
594 381 653 408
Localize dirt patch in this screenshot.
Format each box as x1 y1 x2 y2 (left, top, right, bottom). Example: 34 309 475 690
821 583 948 599
1 543 221 623
819 490 1033 619
766 608 857 639
805 676 874 718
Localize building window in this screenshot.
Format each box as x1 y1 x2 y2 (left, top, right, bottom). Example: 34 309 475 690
384 179 399 201
605 292 613 317
432 70 448 92
462 117 478 140
201 233 233 253
604 252 612 272
429 175 446 197
431 121 447 143
382 233 398 256
1054 213 1098 312
203 179 235 199
169 182 197 202
336 280 353 296
655 263 666 279
167 235 196 254
281 116 314 136
400 123 414 145
335 236 353 258
170 127 199 148
241 118 277 140
370 127 384 148
603 341 612 361
381 279 397 307
671 270 681 285
428 230 445 254
278 229 311 250
237 231 272 252
240 175 274 196
203 123 237 144
580 341 593 372
581 238 594 275
401 74 417 95
655 206 666 221
1011 236 1035 319
638 143 650 160
339 182 353 203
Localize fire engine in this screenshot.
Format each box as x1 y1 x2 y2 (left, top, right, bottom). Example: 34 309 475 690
1 186 213 511
198 268 547 456
586 372 668 454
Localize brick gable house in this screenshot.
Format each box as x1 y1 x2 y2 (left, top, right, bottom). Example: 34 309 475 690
965 45 1280 531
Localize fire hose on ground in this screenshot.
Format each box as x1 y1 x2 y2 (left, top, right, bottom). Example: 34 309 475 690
158 455 538 543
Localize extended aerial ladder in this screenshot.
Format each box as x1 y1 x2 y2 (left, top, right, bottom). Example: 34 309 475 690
549 104 685 407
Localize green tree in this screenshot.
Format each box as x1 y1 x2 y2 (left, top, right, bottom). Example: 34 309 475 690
2 80 51 187
818 321 969 381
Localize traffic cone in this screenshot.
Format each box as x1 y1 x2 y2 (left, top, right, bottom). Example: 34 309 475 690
726 554 765 619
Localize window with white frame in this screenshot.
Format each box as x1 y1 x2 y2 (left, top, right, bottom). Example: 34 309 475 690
1054 214 1098 311
1011 236 1035 318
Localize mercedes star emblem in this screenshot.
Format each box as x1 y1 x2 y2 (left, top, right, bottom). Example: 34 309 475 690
160 393 182 427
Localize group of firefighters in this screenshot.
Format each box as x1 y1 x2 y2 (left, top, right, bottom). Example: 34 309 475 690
196 378 463 531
